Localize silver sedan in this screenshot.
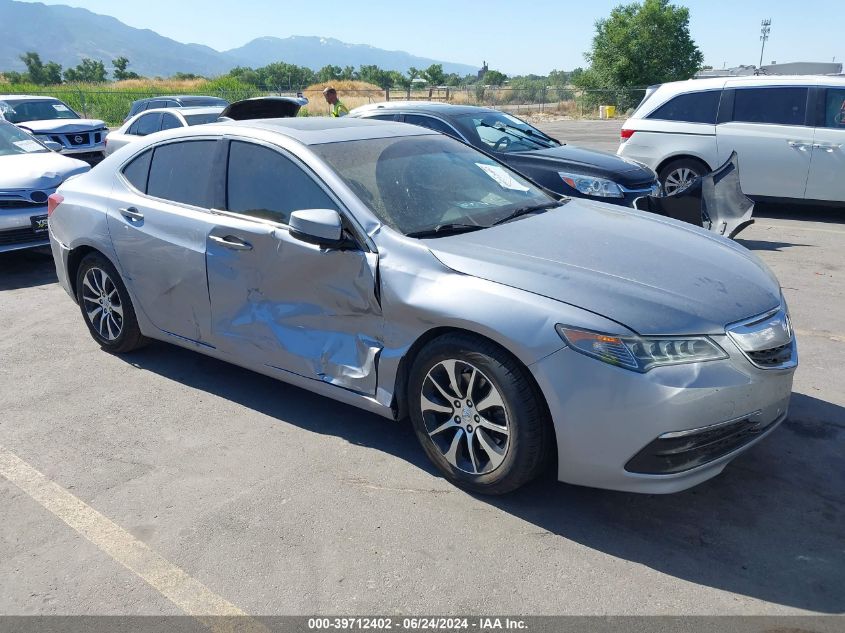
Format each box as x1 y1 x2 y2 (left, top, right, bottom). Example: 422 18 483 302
48 118 797 494
105 106 225 155
1 120 89 252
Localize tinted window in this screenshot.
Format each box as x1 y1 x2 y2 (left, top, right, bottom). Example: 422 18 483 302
184 112 223 125
147 100 166 110
130 113 161 136
164 100 180 108
365 113 397 121
404 114 459 137
733 87 808 125
226 141 337 224
159 113 182 131
647 90 720 124
821 88 845 129
147 140 217 207
122 149 152 192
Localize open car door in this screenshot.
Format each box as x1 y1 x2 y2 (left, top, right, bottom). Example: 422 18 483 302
636 152 754 239
217 96 308 121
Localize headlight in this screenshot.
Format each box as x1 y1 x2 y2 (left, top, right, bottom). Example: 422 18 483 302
558 171 624 198
556 325 728 372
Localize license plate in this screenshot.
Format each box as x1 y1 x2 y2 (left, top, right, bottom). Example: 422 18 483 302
30 214 49 233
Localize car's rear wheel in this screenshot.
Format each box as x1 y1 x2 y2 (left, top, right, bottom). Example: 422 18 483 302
659 158 708 195
75 253 148 353
408 333 550 495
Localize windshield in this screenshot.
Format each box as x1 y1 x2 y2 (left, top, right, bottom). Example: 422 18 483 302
312 134 557 236
0 121 49 156
454 112 561 153
183 112 223 125
0 99 80 124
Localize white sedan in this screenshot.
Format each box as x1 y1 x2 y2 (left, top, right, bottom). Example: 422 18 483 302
105 106 224 155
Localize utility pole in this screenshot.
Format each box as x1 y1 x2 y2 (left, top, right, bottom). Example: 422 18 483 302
759 19 772 68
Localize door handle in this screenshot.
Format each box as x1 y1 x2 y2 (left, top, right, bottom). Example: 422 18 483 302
787 141 811 151
209 235 253 251
119 206 144 221
812 143 842 153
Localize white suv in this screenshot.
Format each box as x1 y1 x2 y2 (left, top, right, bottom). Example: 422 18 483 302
618 76 845 203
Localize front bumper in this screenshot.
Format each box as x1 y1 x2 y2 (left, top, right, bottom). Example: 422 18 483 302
530 336 795 493
0 203 50 253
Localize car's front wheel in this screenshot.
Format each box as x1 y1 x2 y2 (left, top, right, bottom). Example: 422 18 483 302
75 252 148 353
408 333 550 495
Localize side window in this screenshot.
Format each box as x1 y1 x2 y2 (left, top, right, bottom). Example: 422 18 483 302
121 149 153 192
647 90 720 124
147 140 217 207
365 113 398 121
159 113 182 131
733 87 808 126
164 100 180 108
404 114 459 137
147 100 166 110
130 113 162 136
821 88 845 129
226 141 338 224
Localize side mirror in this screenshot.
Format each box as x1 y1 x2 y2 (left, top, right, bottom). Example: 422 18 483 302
289 209 346 247
43 140 63 152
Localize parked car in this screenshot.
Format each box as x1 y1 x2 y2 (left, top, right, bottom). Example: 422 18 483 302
106 106 225 155
0 95 107 165
48 118 796 495
618 76 845 203
124 95 229 122
350 102 660 206
0 120 89 252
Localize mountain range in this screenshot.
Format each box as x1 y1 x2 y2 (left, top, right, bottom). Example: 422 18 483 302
0 0 479 78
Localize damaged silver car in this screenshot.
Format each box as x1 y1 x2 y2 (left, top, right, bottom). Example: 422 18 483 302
48 118 797 495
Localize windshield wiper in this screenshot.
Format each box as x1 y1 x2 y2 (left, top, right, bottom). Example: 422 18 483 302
405 223 486 239
478 121 555 149
490 201 564 226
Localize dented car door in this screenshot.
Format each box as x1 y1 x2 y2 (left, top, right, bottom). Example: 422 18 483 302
205 139 383 395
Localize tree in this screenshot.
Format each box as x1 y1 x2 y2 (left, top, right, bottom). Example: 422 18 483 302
19 52 62 85
583 0 703 106
340 65 357 81
317 64 342 83
358 64 391 89
422 63 445 86
483 70 507 86
113 57 140 80
64 58 107 83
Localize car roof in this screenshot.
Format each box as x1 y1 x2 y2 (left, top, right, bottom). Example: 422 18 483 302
654 74 845 94
134 95 226 102
177 116 435 145
137 106 225 116
351 101 498 117
0 95 66 102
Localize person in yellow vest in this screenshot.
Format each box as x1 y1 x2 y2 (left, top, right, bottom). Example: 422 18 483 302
323 86 349 117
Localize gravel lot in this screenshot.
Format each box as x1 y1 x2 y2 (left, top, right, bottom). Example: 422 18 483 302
1 121 843 618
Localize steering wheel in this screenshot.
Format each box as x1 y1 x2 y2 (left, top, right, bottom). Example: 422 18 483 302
493 136 511 152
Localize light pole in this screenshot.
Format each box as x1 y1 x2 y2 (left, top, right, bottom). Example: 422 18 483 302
759 19 772 68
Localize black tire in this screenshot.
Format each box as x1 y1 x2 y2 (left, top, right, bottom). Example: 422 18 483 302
408 333 551 495
658 157 709 196
75 252 148 353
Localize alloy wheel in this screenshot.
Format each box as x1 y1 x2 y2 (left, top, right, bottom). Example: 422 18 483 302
663 167 698 195
419 359 511 475
81 267 124 341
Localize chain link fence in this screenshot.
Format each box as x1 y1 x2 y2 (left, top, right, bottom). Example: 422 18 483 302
2 86 648 126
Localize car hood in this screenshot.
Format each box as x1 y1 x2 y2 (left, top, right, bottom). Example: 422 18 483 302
509 144 655 187
426 201 781 335
17 118 107 133
0 152 90 189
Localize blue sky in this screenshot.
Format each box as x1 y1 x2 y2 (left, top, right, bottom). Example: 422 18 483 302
23 0 845 75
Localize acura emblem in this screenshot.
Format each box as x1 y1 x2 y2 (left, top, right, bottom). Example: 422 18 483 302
74 135 84 143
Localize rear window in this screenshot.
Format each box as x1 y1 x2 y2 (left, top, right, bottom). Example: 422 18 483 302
147 140 217 207
733 87 808 126
122 149 152 192
647 90 720 124
183 112 222 126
